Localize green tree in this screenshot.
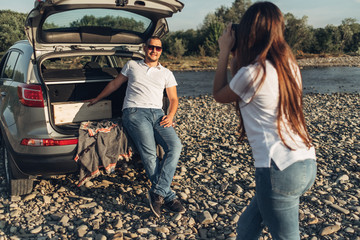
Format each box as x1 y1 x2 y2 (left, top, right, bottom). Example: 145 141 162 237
201 14 224 56
312 28 331 53
312 25 341 53
284 13 314 53
177 29 202 54
339 19 354 52
196 0 251 57
70 15 145 32
351 31 360 54
162 29 201 56
215 0 252 23
0 10 27 52
340 18 360 53
168 38 186 57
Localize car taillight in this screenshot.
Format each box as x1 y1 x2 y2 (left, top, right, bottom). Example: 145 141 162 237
17 84 44 107
21 138 78 146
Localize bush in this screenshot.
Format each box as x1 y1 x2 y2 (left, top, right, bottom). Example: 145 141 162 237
168 38 186 58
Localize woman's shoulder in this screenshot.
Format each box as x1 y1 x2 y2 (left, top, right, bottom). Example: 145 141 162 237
239 61 263 78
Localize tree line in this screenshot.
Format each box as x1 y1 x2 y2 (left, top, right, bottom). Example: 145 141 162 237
1 0 359 58
162 0 360 58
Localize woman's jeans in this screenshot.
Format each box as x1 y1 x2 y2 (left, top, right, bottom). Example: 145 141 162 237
122 108 182 202
236 159 317 240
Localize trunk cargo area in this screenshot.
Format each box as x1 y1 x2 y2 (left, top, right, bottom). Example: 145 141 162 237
42 67 127 129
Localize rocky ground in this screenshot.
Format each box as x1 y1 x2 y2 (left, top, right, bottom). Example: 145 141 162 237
297 56 360 68
0 93 359 240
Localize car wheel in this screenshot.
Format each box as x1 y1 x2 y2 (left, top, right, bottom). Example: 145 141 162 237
2 140 33 196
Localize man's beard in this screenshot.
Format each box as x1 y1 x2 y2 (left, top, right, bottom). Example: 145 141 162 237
146 55 159 62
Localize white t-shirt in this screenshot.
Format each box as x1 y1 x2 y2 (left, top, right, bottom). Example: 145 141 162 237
229 60 316 170
121 60 177 110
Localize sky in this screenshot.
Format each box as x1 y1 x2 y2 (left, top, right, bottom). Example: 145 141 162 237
1 0 359 31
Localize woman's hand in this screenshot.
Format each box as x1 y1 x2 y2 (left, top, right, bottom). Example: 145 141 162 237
218 23 236 54
230 51 238 77
213 22 240 104
160 115 174 128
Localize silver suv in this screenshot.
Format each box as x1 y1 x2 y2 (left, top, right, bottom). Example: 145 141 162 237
0 0 183 196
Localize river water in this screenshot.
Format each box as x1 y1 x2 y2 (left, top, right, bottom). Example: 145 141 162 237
174 67 360 97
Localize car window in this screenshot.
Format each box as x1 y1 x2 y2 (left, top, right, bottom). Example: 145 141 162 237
113 56 135 68
12 51 25 83
0 53 9 77
43 9 151 34
42 55 136 70
42 56 111 70
1 52 20 79
92 56 111 68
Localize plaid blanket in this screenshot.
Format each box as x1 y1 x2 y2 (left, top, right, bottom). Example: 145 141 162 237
74 120 133 186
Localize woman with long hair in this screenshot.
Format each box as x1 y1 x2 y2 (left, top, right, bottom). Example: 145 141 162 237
213 2 316 239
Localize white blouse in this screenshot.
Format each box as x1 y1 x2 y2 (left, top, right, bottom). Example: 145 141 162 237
229 60 316 170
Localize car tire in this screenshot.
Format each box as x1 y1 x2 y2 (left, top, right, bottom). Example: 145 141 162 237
2 139 34 196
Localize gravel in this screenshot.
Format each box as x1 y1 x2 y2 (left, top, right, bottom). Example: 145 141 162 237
297 56 360 68
0 93 359 240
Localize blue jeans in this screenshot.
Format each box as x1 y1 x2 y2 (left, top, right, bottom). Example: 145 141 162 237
122 108 182 202
236 159 316 240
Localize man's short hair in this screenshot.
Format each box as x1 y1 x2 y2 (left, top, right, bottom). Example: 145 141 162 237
146 36 162 45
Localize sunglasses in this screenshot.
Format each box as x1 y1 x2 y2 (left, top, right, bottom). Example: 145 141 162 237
147 45 162 52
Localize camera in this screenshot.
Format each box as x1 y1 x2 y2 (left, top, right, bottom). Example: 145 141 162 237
231 23 239 52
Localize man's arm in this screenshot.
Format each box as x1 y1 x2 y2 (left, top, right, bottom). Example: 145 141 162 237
160 86 178 128
88 73 128 106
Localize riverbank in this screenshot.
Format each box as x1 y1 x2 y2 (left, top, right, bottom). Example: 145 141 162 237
297 55 360 68
162 55 360 71
0 93 359 239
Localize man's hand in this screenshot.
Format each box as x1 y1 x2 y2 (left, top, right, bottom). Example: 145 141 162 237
163 86 178 128
85 98 99 107
160 115 174 128
85 73 128 107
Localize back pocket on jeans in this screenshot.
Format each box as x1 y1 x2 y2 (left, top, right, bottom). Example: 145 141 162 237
270 160 309 196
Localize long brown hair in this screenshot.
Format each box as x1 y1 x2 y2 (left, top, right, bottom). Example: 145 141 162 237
233 1 312 149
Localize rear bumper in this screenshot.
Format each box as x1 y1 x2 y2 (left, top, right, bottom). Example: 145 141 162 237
10 148 79 176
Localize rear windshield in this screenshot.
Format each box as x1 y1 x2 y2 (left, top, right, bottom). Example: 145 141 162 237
42 8 151 34
42 55 133 70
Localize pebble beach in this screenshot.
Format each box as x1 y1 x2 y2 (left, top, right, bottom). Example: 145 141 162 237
0 91 359 239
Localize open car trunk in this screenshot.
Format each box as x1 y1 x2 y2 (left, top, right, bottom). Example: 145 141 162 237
40 54 130 132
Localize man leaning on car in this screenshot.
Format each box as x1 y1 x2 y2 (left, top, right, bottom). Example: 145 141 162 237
87 36 185 217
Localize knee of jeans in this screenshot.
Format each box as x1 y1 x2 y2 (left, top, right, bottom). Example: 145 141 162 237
172 140 182 153
164 135 181 148
165 141 182 158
